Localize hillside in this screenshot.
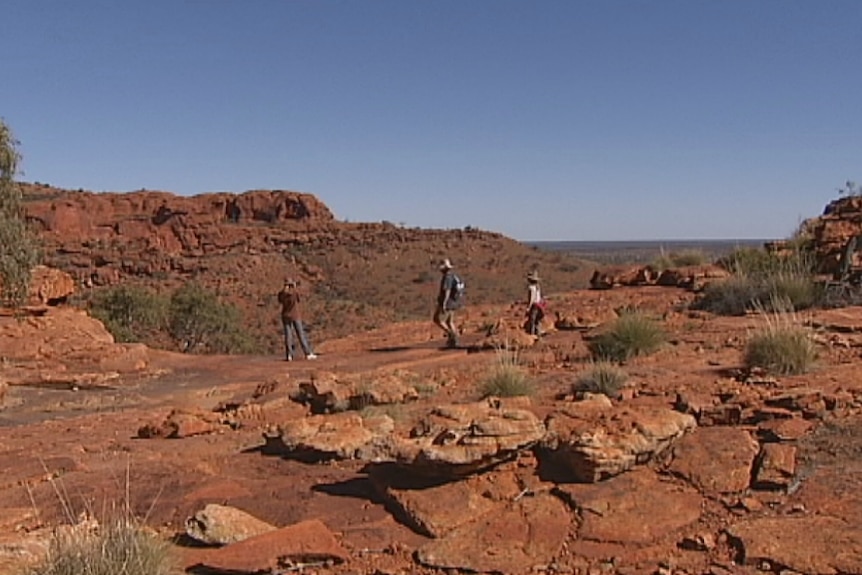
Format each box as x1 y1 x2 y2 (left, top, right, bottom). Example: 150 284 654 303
21 183 595 353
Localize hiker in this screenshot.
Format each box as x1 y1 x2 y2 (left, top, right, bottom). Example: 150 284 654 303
525 270 545 336
434 258 463 348
277 278 317 361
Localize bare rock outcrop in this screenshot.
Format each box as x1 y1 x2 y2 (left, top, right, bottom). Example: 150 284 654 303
382 399 546 477
542 395 697 482
727 516 862 574
291 370 419 414
667 426 760 494
555 468 702 545
262 412 395 462
415 492 570 574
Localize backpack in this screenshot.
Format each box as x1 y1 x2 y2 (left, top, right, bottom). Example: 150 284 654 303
449 274 466 304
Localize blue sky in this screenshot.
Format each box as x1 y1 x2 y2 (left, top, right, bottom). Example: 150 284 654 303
2 1 860 241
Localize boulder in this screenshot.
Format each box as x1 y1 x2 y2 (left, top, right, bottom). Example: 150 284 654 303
667 426 759 494
185 504 276 546
542 398 696 482
262 412 395 462
589 266 654 289
27 265 75 305
380 398 546 477
292 370 419 414
752 442 797 490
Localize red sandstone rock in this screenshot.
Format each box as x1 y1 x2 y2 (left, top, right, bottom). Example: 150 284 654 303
668 427 759 494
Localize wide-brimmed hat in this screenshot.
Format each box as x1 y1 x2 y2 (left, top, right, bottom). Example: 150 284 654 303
439 258 454 270
526 271 540 282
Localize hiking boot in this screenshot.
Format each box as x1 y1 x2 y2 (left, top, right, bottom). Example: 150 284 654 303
306 353 318 360
286 356 293 362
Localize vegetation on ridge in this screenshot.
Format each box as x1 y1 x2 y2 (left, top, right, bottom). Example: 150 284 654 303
0 119 40 308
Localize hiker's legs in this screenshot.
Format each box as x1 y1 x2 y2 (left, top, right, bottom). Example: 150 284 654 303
527 306 541 335
282 320 295 360
290 320 314 357
443 310 458 345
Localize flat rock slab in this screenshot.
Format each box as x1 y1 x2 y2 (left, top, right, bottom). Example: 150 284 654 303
727 516 862 574
668 426 758 494
370 464 522 538
416 492 570 573
187 519 349 574
555 469 702 545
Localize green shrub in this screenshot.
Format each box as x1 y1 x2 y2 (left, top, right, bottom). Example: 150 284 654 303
698 245 819 315
0 119 40 308
588 309 665 362
478 347 534 398
169 281 255 354
652 249 707 271
763 273 821 311
695 275 763 316
744 319 817 376
574 361 628 398
89 286 168 343
30 516 174 575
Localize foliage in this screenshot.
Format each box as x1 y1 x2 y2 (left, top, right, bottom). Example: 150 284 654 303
588 309 665 362
651 249 707 271
698 245 819 315
478 346 534 398
744 302 817 375
29 516 174 575
168 281 255 354
0 119 40 307
573 361 628 398
89 286 168 343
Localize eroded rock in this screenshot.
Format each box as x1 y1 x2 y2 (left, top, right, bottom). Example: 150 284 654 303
188 519 349 574
727 516 862 574
262 412 395 462
543 398 696 482
667 426 759 494
381 398 546 477
555 469 702 544
185 504 276 546
416 492 569 573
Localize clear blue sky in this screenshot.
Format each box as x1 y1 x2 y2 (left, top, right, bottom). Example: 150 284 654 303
2 1 860 241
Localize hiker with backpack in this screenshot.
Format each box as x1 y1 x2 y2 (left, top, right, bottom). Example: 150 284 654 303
525 270 546 336
434 258 464 348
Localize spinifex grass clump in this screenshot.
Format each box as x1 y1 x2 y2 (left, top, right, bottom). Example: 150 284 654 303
478 345 534 398
743 298 817 376
697 245 819 315
573 361 629 398
651 249 707 271
588 309 665 362
31 516 174 575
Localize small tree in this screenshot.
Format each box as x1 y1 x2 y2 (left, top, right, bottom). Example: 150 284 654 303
0 119 40 307
168 281 254 353
89 286 168 343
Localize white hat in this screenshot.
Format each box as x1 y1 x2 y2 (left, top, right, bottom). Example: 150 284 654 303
439 258 454 270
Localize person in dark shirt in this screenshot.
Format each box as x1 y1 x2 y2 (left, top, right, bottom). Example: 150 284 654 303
277 278 317 361
433 258 461 348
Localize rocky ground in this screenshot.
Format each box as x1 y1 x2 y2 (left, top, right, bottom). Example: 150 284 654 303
2 281 862 575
